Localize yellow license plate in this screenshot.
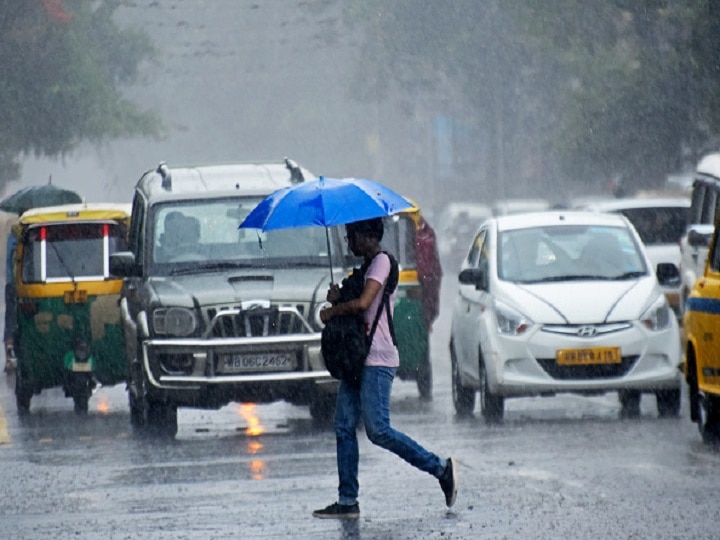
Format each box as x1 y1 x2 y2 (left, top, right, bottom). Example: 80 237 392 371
556 347 621 365
64 289 88 304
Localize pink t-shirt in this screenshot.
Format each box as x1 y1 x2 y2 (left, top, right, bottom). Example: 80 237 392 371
363 252 399 368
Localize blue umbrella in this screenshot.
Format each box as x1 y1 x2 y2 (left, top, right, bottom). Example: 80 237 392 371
239 176 412 230
239 176 413 281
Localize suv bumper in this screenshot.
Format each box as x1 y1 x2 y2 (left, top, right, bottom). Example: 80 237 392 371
141 334 333 390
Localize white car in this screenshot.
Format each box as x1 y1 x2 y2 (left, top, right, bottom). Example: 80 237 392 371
449 211 682 423
578 196 690 318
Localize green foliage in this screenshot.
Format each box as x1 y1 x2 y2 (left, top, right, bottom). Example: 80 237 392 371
0 0 161 185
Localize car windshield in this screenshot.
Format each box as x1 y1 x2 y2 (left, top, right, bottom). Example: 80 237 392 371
614 206 689 245
22 222 128 283
497 224 647 283
150 198 340 272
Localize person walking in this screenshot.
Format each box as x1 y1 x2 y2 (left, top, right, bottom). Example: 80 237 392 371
313 217 457 520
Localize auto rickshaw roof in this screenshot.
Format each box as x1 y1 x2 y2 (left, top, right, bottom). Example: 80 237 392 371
18 203 132 226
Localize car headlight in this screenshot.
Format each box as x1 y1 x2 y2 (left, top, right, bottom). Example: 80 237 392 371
640 295 671 331
153 307 197 337
494 299 532 335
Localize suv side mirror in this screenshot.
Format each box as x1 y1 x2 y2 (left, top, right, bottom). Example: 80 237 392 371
656 262 680 287
110 251 140 278
458 267 488 291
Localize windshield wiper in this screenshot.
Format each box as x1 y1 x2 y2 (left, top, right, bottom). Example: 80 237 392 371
520 274 603 283
169 262 255 275
610 271 647 280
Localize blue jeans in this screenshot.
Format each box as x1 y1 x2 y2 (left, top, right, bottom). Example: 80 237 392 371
335 366 445 505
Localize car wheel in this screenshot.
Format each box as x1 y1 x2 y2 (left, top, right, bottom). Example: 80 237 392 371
416 355 432 401
479 355 504 424
310 392 336 428
128 341 148 429
699 394 720 445
146 399 178 438
656 388 681 418
451 344 475 416
687 347 701 423
619 390 641 419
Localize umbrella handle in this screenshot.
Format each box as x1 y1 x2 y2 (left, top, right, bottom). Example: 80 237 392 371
325 227 334 286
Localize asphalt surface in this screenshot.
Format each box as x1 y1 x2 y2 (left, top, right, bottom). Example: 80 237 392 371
0 274 719 539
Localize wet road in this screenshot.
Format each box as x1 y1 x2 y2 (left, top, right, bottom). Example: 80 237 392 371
0 275 719 539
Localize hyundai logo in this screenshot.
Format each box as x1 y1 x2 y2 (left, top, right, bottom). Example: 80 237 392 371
577 326 597 337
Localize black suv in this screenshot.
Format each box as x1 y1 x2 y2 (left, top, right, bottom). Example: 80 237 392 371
110 159 345 436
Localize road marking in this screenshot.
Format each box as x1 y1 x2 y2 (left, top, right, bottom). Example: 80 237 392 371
0 398 11 445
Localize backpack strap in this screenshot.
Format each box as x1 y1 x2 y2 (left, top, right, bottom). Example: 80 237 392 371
367 251 398 347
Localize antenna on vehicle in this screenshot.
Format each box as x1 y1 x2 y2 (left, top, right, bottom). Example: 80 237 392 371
285 157 305 184
157 161 172 190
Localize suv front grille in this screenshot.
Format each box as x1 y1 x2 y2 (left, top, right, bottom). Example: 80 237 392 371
205 304 310 338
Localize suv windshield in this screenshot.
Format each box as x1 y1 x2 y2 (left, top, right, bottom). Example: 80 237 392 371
498 225 647 283
151 198 338 272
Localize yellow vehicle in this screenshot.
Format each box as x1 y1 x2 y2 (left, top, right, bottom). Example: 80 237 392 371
11 203 131 414
683 219 720 443
382 202 442 399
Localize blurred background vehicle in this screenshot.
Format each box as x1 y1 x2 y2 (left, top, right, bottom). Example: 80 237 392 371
436 202 492 272
578 196 690 318
381 202 442 400
491 198 551 217
679 152 720 314
12 203 131 415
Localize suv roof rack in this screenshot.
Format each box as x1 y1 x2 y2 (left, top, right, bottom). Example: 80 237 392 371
157 161 172 190
285 157 305 184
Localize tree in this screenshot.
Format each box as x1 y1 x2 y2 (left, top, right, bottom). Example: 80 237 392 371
0 0 161 186
342 1 720 195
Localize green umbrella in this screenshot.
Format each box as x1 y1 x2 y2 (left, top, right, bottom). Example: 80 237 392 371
0 184 82 214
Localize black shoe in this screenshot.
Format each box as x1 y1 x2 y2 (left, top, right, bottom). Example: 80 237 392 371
439 457 458 508
312 502 360 519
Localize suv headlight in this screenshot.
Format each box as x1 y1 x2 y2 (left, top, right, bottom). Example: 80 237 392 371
313 302 330 331
640 295 671 331
153 307 197 337
494 299 532 335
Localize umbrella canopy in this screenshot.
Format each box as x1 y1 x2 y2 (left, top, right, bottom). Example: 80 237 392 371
0 184 82 215
238 176 413 284
238 176 413 231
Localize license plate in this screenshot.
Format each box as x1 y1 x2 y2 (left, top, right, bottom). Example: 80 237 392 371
64 289 88 304
221 353 295 372
556 347 621 365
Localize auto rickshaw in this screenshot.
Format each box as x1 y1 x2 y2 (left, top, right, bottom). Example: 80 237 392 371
11 203 131 414
382 202 442 399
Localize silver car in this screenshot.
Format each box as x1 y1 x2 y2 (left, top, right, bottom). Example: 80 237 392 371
110 160 345 436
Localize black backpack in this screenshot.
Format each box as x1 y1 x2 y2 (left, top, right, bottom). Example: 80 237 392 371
321 251 398 387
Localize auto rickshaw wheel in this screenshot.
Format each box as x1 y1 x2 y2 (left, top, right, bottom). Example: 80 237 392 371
416 356 432 401
15 367 32 414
